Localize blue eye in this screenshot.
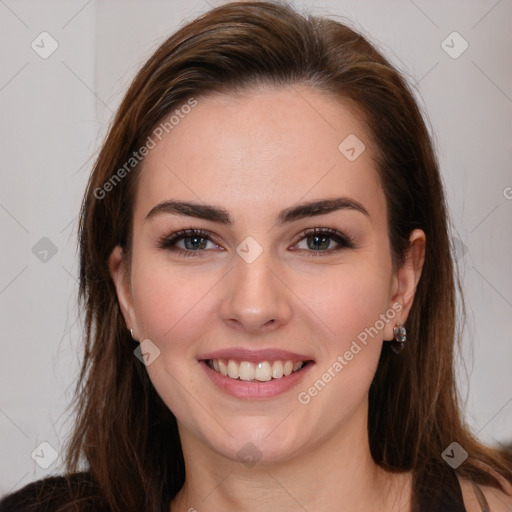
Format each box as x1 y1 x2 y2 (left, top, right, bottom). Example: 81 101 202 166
292 228 355 254
157 229 220 256
157 227 354 257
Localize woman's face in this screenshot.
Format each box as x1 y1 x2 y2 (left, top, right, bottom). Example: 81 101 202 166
110 86 423 465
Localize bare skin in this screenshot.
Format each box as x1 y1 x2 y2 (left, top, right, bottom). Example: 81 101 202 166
108 86 509 511
460 475 512 511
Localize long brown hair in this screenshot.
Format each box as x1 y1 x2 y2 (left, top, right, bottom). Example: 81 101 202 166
60 1 512 510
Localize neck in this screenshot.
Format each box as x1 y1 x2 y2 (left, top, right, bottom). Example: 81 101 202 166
170 408 412 512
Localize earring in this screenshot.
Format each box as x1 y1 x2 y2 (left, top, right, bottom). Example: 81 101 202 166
390 323 407 354
130 328 134 339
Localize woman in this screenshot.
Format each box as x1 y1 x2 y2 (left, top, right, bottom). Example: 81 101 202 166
1 2 511 511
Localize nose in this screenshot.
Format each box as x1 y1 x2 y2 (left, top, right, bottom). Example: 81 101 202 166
219 250 293 334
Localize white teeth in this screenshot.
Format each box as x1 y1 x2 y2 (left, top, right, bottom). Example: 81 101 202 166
208 358 306 381
254 361 272 381
227 360 238 379
218 359 228 376
272 360 283 379
239 361 255 381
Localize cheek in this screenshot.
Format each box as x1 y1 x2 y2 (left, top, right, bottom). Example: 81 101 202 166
290 268 390 425
131 260 218 349
129 260 222 424
303 262 391 346
295 259 392 407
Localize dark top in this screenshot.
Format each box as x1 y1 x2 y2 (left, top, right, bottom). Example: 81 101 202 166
0 473 108 512
0 469 489 511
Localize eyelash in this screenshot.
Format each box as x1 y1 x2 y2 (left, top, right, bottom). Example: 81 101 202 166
157 227 355 257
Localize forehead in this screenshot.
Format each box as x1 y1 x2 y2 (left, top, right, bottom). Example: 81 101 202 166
134 86 385 224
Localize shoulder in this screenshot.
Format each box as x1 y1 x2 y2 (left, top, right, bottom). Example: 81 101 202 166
458 476 512 512
0 472 107 512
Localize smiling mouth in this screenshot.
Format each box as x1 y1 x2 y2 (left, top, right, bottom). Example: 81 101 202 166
204 358 312 382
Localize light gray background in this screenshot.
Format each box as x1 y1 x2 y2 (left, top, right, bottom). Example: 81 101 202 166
1 0 511 495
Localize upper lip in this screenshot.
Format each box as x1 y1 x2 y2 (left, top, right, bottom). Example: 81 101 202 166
198 348 314 363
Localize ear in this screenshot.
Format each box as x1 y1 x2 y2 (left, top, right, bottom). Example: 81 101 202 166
384 229 426 341
109 245 139 340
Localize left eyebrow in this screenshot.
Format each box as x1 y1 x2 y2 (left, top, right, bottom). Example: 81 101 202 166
144 197 369 224
276 197 369 224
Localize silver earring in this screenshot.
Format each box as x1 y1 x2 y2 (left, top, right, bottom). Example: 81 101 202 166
391 323 407 354
130 328 134 339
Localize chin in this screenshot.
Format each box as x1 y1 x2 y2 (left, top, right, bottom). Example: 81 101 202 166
202 418 311 467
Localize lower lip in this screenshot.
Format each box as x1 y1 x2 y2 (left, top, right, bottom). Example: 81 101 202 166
199 360 314 400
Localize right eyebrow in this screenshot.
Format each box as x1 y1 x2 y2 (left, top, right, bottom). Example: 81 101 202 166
145 200 232 224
